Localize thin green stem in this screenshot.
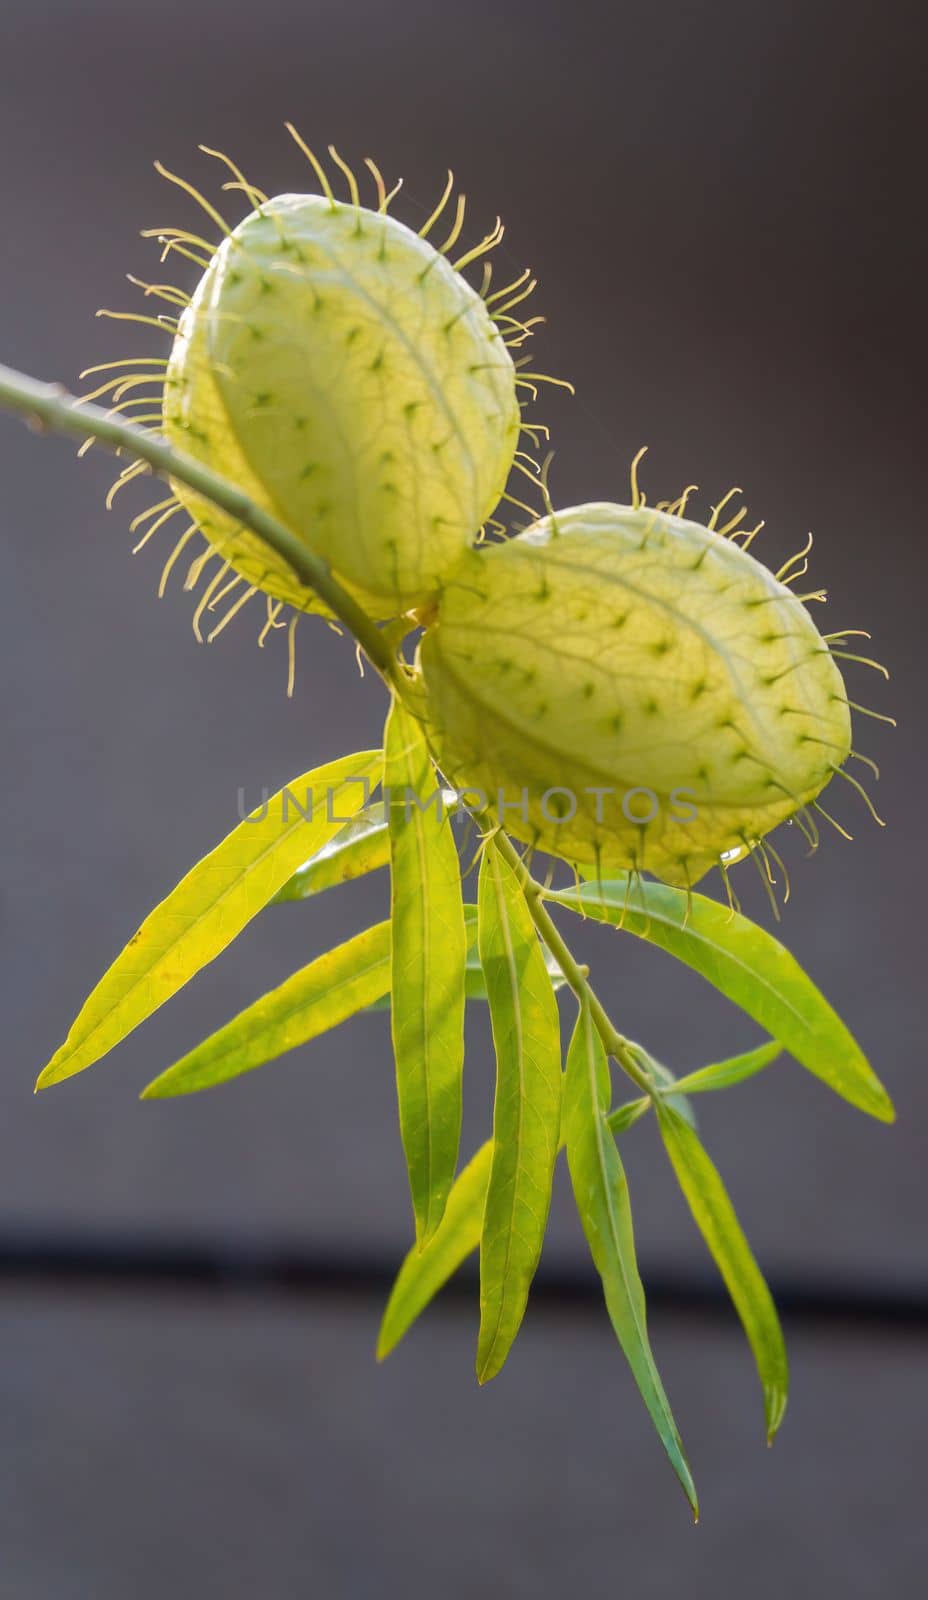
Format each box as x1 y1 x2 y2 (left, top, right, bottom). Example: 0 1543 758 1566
0 362 400 688
0 358 647 1104
489 830 654 1097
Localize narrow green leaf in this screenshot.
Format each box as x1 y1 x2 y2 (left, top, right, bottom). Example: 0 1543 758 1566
671 1040 782 1097
272 801 389 902
141 922 391 1098
377 1141 492 1360
476 838 562 1384
605 1096 651 1134
385 698 467 1245
37 751 381 1089
564 1000 698 1515
655 1101 789 1442
550 879 893 1123
470 923 567 1001
367 904 568 1011
272 791 460 903
273 793 460 908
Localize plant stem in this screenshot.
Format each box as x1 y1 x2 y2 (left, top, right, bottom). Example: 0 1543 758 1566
0 358 651 1102
0 362 400 689
486 832 652 1094
489 830 654 1097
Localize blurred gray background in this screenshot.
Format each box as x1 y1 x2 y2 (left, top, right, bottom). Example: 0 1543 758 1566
1 0 925 1594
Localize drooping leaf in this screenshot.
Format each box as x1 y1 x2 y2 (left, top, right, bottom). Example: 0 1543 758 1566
470 920 567 1001
365 906 473 1013
272 789 460 904
366 903 568 1011
549 878 893 1123
385 697 467 1245
670 1039 782 1097
606 1097 651 1134
564 1000 698 1514
142 922 391 1098
37 751 381 1089
377 1141 492 1360
476 838 562 1384
272 801 389 902
602 1044 780 1133
655 1101 789 1442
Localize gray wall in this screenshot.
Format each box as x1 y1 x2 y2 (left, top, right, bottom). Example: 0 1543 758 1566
1 1 924 1593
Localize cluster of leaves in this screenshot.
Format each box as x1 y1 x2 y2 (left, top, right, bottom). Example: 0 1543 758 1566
37 693 893 1514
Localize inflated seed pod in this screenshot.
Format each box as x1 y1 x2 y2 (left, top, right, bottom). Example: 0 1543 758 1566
161 175 521 620
419 501 854 887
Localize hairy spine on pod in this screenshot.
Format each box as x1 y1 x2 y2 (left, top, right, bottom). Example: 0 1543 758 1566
418 483 887 900
79 132 569 687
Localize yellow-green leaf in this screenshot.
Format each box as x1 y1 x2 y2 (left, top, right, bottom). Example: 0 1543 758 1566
273 788 461 903
476 838 562 1384
655 1101 789 1442
142 922 391 1098
606 1096 651 1134
377 1141 492 1360
37 750 380 1089
670 1040 782 1096
564 999 698 1515
550 878 893 1123
385 698 466 1245
272 801 389 902
366 903 568 1011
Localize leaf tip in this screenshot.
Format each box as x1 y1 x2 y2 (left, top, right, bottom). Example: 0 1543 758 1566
765 1416 784 1447
858 1079 896 1123
474 1345 493 1386
375 1278 406 1362
475 1344 506 1386
139 1069 174 1099
679 1464 699 1521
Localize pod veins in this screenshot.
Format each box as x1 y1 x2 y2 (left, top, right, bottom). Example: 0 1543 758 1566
79 129 567 694
419 455 891 903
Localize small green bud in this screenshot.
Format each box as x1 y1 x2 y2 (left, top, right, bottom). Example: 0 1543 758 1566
419 502 851 885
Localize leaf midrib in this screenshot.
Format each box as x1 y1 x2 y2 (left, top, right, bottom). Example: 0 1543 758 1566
478 844 526 1379
563 888 827 1051
584 1007 673 1433
156 932 391 1089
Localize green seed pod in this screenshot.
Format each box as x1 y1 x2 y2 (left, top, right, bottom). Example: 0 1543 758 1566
419 500 854 887
160 157 521 621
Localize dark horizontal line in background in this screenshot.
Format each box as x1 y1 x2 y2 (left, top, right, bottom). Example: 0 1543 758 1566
0 1233 925 1332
